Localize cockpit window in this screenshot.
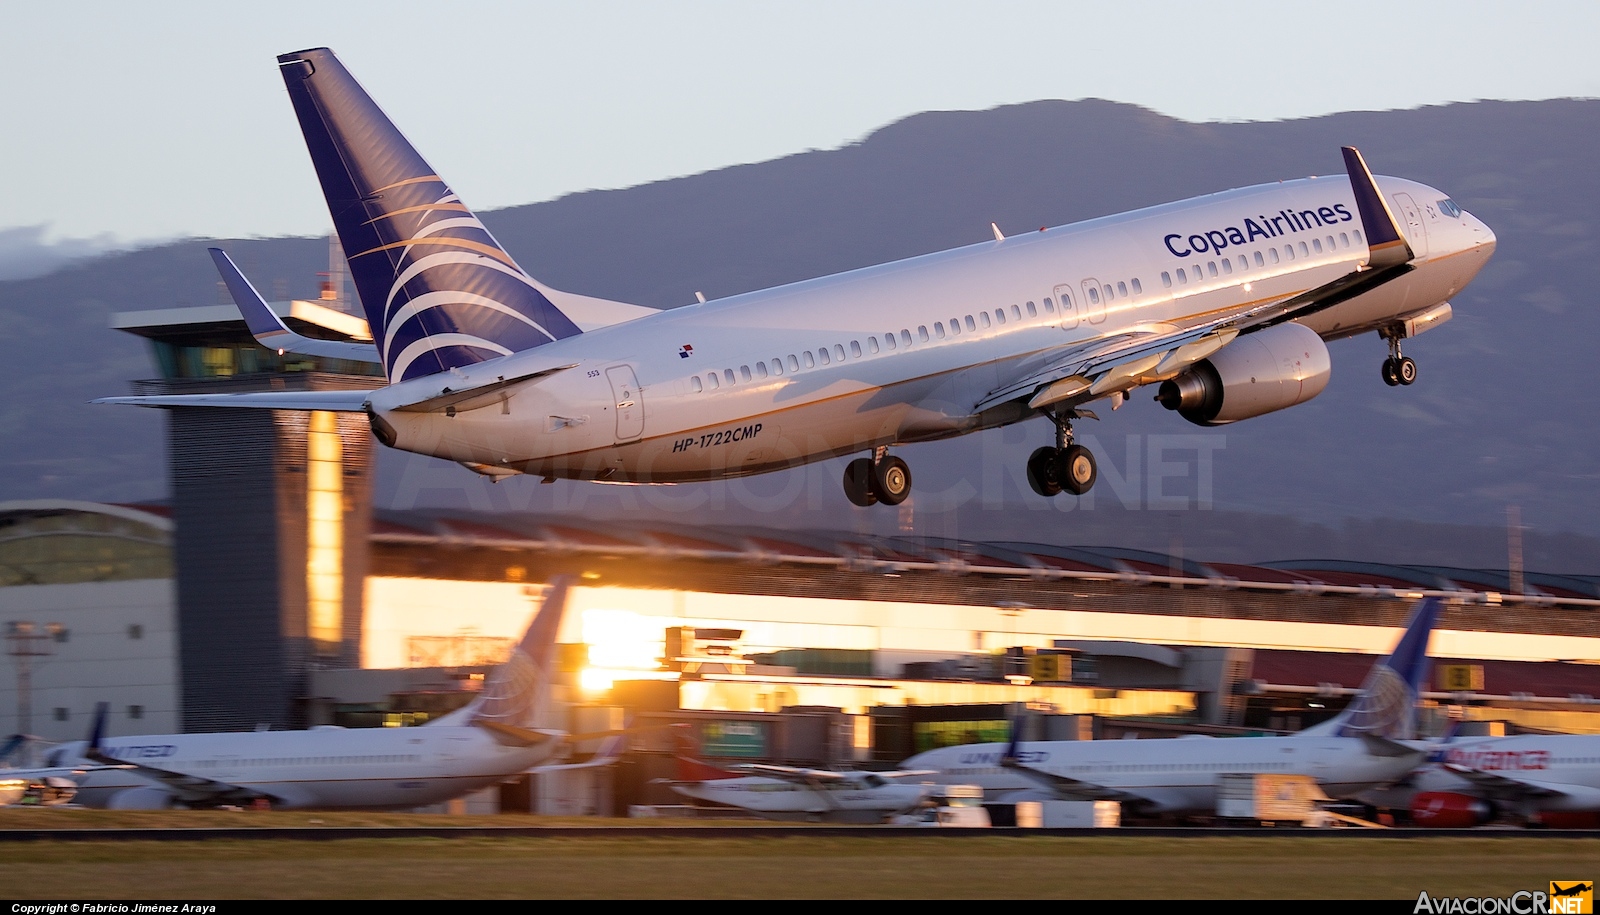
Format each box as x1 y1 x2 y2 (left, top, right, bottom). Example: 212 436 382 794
1438 199 1462 219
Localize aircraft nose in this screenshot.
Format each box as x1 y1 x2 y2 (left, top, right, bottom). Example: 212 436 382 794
1467 212 1497 255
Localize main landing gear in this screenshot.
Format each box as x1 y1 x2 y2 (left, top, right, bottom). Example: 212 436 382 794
1380 331 1417 387
1026 408 1098 498
843 446 912 507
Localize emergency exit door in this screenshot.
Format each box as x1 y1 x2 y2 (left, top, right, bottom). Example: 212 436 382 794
605 365 645 442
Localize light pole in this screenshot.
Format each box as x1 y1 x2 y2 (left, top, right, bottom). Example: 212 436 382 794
7 621 62 766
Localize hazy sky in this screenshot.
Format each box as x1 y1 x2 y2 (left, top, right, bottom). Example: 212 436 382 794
7 1 1598 245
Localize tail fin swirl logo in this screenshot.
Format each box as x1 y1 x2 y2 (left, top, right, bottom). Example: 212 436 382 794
277 48 582 382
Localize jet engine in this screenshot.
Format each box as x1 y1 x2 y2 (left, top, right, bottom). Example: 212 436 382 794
106 786 178 809
1155 322 1331 425
1410 791 1494 828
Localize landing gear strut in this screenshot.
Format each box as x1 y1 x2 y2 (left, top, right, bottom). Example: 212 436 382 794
1026 409 1098 498
843 446 912 507
1380 331 1417 387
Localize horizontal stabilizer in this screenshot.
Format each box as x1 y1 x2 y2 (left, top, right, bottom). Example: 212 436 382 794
95 390 374 412
209 248 382 365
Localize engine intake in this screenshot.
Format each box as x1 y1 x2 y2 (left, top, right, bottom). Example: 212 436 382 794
1156 322 1331 425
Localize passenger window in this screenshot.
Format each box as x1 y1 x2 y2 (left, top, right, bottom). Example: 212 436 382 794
980 312 991 328
1026 301 1037 317
804 351 815 368
818 348 831 365
706 373 719 390
1162 271 1172 288
1130 279 1141 295
1340 232 1349 247
1086 287 1099 305
1269 248 1279 264
772 357 784 375
1326 236 1335 251
1101 286 1113 302
690 376 703 393
1116 282 1127 297
868 337 879 354
1011 304 1022 320
884 334 896 351
1353 229 1363 244
1299 242 1309 257
834 344 846 361
724 369 736 385
1253 251 1264 267
1312 238 1322 253
1208 262 1218 277
1284 245 1295 260
994 309 1006 325
901 329 913 346
756 362 768 379
1221 259 1232 275
1176 268 1187 284
1237 256 1247 271
740 365 752 382
934 322 946 339
917 326 929 342
966 314 977 330
849 340 861 357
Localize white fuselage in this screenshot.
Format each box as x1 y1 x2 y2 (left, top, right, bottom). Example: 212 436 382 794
369 174 1494 481
671 776 930 822
52 726 557 810
1364 735 1600 814
904 736 1422 815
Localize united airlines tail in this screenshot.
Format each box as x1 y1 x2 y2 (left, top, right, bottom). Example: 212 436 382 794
277 48 586 382
1301 597 1442 740
429 577 571 737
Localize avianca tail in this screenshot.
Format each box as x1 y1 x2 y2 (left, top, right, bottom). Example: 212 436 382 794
901 599 1442 817
46 579 587 810
98 48 1496 507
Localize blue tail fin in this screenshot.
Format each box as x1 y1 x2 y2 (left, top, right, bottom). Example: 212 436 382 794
276 48 582 382
469 577 572 731
88 701 110 753
1315 597 1441 740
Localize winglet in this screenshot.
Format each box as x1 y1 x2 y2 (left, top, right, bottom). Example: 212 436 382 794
208 247 383 367
1001 712 1026 767
85 701 110 761
1341 147 1414 270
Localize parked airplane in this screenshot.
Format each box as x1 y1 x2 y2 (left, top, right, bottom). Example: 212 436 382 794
97 47 1496 506
45 578 581 810
663 731 933 822
902 598 1442 817
1365 732 1600 828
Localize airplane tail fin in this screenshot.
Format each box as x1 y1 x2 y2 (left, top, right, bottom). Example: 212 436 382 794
1305 597 1441 740
275 48 585 382
671 725 739 782
458 577 572 732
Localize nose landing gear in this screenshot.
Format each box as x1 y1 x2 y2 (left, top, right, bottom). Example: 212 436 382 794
843 446 912 507
1380 330 1418 386
1026 408 1098 498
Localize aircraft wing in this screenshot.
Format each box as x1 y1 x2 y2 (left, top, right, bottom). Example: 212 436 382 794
93 390 376 411
729 763 848 784
975 146 1415 415
1000 759 1150 805
210 247 382 364
84 748 271 806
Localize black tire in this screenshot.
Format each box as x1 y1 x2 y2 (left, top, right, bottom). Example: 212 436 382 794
1057 444 1097 495
873 456 912 505
1397 356 1418 385
1381 357 1400 386
842 457 878 506
1026 446 1062 497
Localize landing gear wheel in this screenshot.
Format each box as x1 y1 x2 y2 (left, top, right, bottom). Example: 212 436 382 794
1381 357 1401 387
1396 356 1417 386
1057 444 1097 495
1027 446 1063 497
873 455 912 505
842 457 878 506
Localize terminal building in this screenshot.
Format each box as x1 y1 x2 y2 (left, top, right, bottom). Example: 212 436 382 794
1 297 1597 811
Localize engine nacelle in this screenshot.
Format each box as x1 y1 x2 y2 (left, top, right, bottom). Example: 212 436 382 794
1155 322 1331 425
106 786 178 810
1410 791 1494 828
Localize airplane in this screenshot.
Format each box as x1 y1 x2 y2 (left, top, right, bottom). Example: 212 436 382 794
901 598 1442 818
44 578 587 810
661 729 934 822
96 47 1496 507
1363 731 1600 828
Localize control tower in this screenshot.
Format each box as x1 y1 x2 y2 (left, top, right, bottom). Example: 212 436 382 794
111 297 381 731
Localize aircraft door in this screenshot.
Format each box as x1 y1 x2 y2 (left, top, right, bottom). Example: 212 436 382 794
1392 192 1430 258
1053 283 1079 330
1080 278 1107 325
605 365 645 442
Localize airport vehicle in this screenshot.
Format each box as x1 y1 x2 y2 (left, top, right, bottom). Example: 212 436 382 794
664 737 934 822
1367 733 1600 828
902 599 1441 817
45 579 578 810
97 47 1496 507
892 784 994 827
